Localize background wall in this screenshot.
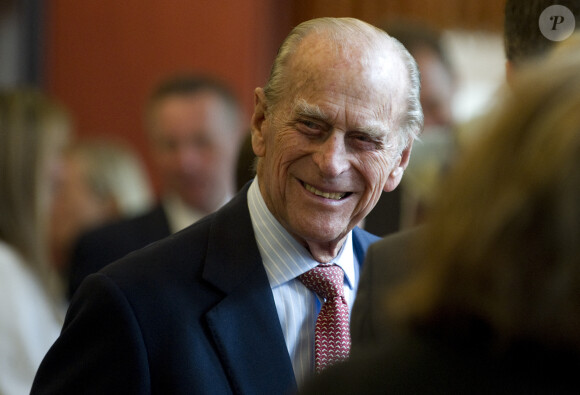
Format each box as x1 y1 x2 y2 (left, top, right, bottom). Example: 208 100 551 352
292 0 504 31
44 0 292 193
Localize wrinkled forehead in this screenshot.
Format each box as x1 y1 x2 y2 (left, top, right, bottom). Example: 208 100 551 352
297 30 403 71
284 32 410 125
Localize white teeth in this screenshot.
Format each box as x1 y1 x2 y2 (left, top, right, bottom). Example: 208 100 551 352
304 183 346 200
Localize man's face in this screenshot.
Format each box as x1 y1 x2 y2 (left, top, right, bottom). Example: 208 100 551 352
150 92 239 213
252 36 412 258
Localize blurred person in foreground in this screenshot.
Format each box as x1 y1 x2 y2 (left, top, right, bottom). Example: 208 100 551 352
0 89 71 395
302 39 580 395
49 137 154 281
67 74 245 298
351 0 580 347
31 17 422 394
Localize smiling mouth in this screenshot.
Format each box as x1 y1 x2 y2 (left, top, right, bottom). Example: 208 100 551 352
303 182 351 200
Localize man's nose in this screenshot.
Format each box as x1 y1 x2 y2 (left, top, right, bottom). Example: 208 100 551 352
175 145 202 170
313 134 349 177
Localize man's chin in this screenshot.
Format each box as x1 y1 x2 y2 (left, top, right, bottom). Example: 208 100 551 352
292 220 351 245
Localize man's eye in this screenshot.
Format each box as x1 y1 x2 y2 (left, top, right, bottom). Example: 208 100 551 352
354 134 371 142
350 133 376 144
296 120 325 137
300 120 320 130
349 134 383 150
158 140 178 152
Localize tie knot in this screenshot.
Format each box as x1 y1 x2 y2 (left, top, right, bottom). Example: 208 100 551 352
299 264 344 301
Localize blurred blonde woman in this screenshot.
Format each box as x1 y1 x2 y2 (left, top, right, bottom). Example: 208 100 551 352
302 38 580 394
0 89 71 395
49 138 153 275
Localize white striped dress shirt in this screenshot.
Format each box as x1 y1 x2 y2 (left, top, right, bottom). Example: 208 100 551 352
247 178 359 386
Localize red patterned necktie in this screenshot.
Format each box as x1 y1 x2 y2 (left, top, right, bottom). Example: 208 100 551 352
299 264 351 373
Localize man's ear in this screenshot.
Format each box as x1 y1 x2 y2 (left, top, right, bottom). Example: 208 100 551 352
384 140 414 192
251 87 267 158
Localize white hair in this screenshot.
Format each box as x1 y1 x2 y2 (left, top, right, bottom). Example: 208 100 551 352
263 17 423 148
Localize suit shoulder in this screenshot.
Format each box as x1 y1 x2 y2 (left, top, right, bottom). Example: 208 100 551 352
102 205 166 233
75 207 171 259
369 226 423 254
363 226 424 283
101 214 214 277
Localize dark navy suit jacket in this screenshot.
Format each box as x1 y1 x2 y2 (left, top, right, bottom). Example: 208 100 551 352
32 183 379 395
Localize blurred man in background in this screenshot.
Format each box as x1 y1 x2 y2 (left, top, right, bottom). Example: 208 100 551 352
67 74 245 297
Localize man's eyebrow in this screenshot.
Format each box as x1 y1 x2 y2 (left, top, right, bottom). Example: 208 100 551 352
293 98 390 138
293 99 330 122
357 123 390 139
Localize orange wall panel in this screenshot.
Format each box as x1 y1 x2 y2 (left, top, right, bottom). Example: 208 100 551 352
45 0 292 193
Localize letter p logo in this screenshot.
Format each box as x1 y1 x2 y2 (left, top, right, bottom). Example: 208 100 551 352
551 15 565 30
540 5 575 41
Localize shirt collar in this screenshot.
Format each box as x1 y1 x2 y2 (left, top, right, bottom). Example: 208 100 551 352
247 177 355 289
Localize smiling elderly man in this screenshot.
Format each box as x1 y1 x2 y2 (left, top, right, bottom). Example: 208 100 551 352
32 17 422 395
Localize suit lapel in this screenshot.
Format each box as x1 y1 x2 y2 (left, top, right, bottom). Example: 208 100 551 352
352 226 381 271
202 186 297 394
